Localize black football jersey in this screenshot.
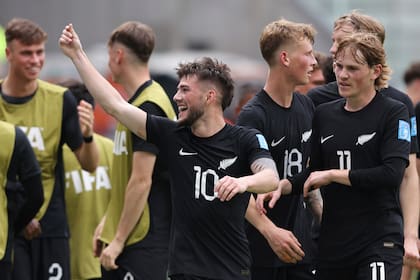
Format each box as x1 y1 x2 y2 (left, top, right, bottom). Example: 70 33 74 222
146 115 273 279
237 90 315 266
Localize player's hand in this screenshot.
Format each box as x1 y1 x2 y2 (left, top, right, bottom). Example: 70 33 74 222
100 239 124 271
403 236 420 269
93 219 105 257
58 23 83 59
23 219 42 240
256 187 283 215
303 171 331 197
264 226 305 264
78 100 94 138
214 176 247 201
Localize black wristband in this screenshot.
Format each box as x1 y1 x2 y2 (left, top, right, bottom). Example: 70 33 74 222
83 135 93 143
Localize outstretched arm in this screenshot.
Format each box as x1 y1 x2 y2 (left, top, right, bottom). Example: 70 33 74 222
59 24 147 139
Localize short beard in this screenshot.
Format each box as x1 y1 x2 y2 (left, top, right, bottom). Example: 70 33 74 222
177 107 204 127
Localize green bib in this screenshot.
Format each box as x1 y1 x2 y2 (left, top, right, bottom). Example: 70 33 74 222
0 79 64 220
101 81 176 246
0 121 15 260
64 133 113 279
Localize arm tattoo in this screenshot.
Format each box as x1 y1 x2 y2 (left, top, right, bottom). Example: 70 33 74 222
251 157 279 175
307 189 323 224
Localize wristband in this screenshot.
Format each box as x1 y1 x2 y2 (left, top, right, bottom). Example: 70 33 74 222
83 135 93 143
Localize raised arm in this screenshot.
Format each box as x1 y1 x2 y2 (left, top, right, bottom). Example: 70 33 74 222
59 24 147 139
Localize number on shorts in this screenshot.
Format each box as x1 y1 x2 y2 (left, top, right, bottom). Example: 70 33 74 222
370 262 385 280
48 263 63 280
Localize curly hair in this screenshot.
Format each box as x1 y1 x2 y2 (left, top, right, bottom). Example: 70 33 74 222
176 57 234 110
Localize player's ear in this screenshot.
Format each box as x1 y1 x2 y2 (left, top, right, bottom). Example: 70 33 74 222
279 50 290 66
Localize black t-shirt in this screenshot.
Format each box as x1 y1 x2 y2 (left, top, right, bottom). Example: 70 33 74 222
415 102 420 158
310 93 409 267
146 115 273 279
307 82 418 154
237 90 315 267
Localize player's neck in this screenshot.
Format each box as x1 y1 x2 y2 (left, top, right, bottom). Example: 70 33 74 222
345 90 376 112
264 71 295 107
121 66 151 98
191 110 226 138
2 75 38 97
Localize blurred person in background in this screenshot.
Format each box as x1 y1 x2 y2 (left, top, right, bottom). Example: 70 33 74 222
60 80 113 280
89 21 176 280
0 120 43 280
0 17 98 280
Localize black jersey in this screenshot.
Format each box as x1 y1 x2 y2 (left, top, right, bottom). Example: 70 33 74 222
237 90 315 267
307 81 418 154
415 102 420 158
146 115 273 279
310 93 409 268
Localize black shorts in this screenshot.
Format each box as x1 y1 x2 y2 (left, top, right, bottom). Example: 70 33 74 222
0 260 12 280
170 274 215 280
12 236 70 280
251 264 315 280
316 243 403 280
101 242 168 280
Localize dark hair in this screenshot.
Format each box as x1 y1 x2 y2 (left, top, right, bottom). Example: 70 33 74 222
5 18 47 45
108 21 155 63
403 62 420 86
321 55 336 83
176 57 234 110
59 79 95 108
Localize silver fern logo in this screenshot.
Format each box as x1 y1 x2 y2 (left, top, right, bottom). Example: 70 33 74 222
301 129 312 143
218 156 238 170
356 132 376 145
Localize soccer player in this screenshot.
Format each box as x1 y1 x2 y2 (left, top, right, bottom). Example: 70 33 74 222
237 19 321 279
282 32 410 280
0 18 99 280
58 23 299 279
306 11 420 275
0 121 43 280
90 21 177 280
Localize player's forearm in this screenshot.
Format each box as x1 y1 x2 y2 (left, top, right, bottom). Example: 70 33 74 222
400 154 419 239
247 157 279 193
114 179 151 244
77 140 99 172
306 189 323 224
71 50 148 139
245 196 273 233
245 168 278 193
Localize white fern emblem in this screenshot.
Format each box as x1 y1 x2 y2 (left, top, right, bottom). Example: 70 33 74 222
356 132 376 145
218 156 238 170
301 129 312 143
